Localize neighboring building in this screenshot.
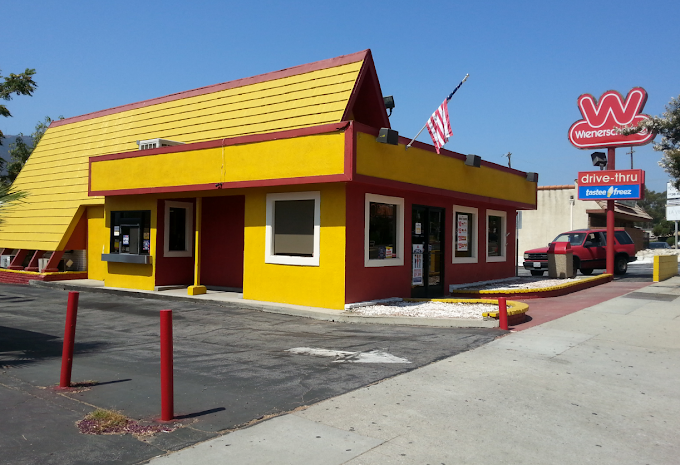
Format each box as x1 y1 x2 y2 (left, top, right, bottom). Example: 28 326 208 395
518 183 651 257
0 50 537 309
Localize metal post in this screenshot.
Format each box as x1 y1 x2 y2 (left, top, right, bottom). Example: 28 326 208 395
675 221 678 249
160 309 174 421
606 147 616 275
498 297 508 330
59 292 79 388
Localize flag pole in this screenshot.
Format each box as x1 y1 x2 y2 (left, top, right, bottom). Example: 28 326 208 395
405 74 469 150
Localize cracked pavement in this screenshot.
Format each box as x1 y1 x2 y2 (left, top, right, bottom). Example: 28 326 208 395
0 284 501 465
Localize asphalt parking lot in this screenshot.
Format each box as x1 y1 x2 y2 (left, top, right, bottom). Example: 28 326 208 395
0 284 502 465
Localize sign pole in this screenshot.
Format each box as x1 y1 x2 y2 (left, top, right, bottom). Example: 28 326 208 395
606 147 616 274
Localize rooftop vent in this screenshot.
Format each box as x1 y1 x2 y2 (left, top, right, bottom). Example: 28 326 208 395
136 138 185 150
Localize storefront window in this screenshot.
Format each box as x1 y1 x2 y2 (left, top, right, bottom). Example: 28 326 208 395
164 201 193 257
365 194 404 267
265 191 320 266
452 206 478 263
111 211 151 255
486 210 507 262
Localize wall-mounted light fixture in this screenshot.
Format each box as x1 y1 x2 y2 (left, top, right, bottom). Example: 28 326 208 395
383 96 395 117
465 154 481 167
526 172 538 182
591 151 607 170
376 128 399 145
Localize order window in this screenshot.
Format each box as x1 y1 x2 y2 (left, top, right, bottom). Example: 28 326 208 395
110 211 151 255
265 192 320 266
365 193 404 267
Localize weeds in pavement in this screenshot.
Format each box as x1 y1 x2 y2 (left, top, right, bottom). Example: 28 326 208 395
77 409 179 437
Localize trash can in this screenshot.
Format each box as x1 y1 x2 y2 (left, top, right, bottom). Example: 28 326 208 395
547 241 575 278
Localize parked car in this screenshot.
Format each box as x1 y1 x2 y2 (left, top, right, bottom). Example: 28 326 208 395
649 241 671 249
523 229 637 276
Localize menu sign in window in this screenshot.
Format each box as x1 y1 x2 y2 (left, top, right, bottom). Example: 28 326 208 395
457 214 468 252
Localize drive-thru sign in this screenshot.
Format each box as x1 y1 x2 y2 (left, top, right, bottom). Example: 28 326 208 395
578 169 645 200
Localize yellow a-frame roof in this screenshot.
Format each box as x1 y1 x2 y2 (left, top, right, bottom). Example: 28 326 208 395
0 50 388 251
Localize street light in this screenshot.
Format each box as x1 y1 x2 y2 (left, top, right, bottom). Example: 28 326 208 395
591 151 607 170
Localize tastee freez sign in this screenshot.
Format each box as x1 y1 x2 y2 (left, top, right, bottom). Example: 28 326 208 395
568 87 655 149
578 169 644 200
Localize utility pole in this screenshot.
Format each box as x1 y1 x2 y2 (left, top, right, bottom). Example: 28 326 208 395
504 152 512 169
628 146 634 169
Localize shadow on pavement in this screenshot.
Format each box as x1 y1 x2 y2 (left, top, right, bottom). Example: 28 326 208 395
0 325 107 368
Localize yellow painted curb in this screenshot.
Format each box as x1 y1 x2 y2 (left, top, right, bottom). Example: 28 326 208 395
403 298 529 318
0 269 85 276
450 274 612 295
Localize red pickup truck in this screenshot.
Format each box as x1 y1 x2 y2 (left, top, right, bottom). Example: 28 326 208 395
523 229 637 276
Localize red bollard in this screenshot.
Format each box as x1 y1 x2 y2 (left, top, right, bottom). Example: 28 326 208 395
498 297 509 330
60 292 79 388
160 309 174 421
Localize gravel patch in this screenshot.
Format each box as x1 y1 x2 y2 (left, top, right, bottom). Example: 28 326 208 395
348 301 496 319
457 276 593 291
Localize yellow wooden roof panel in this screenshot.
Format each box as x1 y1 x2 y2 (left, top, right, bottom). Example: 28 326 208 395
0 55 366 250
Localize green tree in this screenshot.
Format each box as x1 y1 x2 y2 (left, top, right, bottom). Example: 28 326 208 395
2 116 62 185
0 68 38 145
637 187 666 228
621 94 680 189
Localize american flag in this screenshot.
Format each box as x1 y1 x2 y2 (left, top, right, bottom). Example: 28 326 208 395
426 100 453 154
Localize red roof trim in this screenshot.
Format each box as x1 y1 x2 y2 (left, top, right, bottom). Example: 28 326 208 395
52 50 370 128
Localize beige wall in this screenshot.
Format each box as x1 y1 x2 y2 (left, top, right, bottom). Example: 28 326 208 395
517 184 591 257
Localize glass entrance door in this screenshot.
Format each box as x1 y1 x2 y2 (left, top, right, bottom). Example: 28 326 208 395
411 205 444 298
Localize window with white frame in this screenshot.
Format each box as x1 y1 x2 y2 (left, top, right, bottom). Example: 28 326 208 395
265 191 320 266
452 205 478 264
164 201 193 257
486 209 507 262
365 193 404 267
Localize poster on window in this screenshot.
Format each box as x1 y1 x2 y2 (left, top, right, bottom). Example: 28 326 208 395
412 244 424 286
114 226 120 237
385 246 393 258
122 235 130 246
142 240 150 252
456 214 469 252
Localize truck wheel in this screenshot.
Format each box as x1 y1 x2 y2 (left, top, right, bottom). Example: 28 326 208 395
530 270 544 276
614 255 628 275
580 268 594 275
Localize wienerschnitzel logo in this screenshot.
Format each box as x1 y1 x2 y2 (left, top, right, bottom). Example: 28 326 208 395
568 87 655 149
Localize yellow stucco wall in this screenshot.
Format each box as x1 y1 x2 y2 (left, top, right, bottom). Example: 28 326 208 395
356 132 536 206
100 196 157 291
87 206 107 281
91 133 346 192
243 184 346 309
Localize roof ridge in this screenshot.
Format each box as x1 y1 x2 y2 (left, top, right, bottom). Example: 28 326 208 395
50 50 370 128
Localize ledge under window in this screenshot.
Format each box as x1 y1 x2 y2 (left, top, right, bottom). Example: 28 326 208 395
101 253 152 265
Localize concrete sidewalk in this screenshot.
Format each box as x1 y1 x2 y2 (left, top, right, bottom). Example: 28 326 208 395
146 277 680 464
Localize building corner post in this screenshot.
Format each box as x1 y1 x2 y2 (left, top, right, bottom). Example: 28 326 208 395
188 197 207 296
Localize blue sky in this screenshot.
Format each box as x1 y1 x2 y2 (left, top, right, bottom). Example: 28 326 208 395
3 0 679 191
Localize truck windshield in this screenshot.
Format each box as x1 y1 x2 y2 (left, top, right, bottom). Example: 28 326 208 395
552 233 586 245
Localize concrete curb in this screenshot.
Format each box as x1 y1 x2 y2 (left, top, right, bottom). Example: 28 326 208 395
29 280 500 329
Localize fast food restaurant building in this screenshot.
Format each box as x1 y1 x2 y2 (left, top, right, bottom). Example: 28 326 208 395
0 50 537 310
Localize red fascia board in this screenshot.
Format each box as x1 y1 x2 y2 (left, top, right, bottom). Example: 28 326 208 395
90 174 350 197
352 122 528 178
352 174 536 210
341 51 390 129
51 50 370 129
